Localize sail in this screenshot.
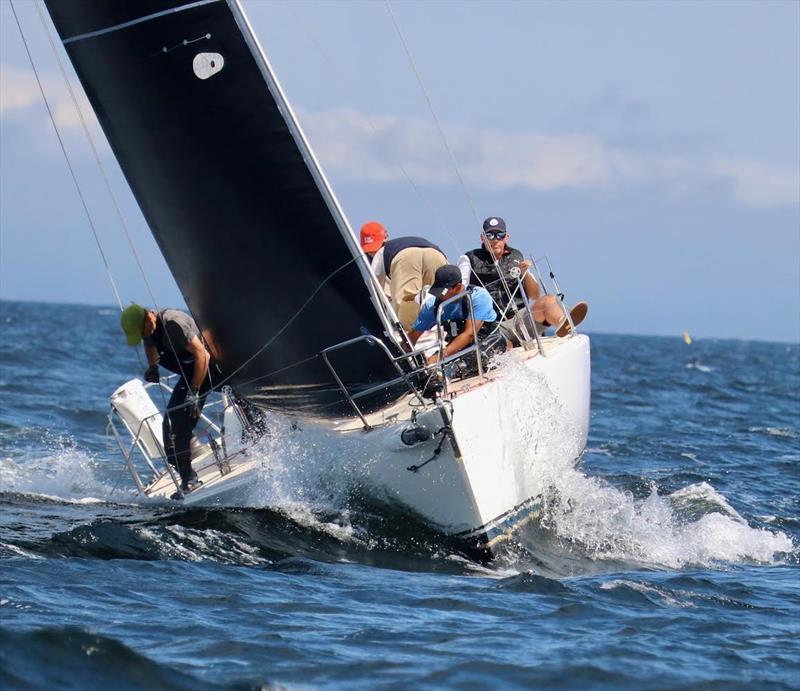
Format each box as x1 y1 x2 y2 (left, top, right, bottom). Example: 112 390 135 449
44 0 401 414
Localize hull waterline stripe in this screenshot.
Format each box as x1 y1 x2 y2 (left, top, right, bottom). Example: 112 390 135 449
62 0 221 45
452 496 544 555
454 496 542 539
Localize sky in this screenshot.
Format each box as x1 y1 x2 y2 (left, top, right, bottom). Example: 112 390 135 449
1 0 798 342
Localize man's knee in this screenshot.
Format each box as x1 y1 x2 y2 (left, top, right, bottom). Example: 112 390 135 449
531 298 548 323
532 295 560 323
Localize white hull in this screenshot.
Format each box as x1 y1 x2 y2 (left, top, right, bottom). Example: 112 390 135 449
344 334 590 549
134 335 590 555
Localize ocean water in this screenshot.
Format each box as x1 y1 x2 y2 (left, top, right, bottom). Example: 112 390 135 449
1 299 798 690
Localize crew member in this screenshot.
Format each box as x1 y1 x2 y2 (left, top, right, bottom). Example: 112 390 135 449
120 304 211 495
360 221 448 331
407 264 502 366
458 216 587 344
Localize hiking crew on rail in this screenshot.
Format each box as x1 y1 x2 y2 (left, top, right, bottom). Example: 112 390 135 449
120 304 213 495
459 217 588 343
407 264 505 368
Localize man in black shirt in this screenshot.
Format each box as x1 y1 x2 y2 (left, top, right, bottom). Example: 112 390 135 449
120 304 212 495
459 217 587 345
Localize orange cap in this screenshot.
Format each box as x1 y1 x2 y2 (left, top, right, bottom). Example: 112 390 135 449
360 221 388 253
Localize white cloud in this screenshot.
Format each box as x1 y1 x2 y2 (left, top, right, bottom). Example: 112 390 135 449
301 108 800 208
3 63 797 209
1 62 101 137
0 63 42 113
711 159 800 208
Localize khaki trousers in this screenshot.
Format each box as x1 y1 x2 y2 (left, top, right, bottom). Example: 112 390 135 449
389 247 448 330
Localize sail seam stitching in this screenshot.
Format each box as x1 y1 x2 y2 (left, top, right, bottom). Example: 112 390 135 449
62 0 221 45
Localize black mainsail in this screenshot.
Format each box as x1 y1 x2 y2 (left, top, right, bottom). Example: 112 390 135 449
44 0 400 414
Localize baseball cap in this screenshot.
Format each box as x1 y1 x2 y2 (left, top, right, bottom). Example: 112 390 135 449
429 264 463 299
360 221 388 253
120 303 146 346
482 217 506 232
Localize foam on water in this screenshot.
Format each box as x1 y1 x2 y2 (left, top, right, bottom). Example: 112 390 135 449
685 361 714 373
0 434 120 502
748 426 797 438
496 355 794 569
139 525 269 566
205 352 796 571
245 413 355 508
3 349 792 572
599 579 694 607
230 412 375 546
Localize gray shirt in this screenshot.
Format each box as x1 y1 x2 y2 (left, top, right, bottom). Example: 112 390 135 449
143 309 199 357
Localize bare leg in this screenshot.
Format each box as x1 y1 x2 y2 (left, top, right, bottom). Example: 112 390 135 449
531 294 564 325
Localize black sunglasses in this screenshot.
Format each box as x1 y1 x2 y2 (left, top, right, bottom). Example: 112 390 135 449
484 230 507 240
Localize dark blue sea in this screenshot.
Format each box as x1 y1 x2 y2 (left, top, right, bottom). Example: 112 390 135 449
1 300 798 690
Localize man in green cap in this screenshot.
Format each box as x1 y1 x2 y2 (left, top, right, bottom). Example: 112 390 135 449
120 304 212 495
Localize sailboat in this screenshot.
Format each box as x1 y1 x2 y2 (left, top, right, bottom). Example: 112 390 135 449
41 0 591 559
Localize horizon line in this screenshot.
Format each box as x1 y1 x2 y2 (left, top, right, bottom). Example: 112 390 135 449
1 296 797 347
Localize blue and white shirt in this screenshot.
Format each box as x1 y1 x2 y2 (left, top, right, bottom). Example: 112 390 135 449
412 286 497 332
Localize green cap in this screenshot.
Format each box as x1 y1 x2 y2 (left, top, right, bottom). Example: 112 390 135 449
120 303 146 346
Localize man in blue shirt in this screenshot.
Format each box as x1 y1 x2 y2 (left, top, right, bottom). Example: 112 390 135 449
407 264 501 365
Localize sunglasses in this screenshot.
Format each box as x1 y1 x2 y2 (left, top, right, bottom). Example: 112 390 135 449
484 230 507 240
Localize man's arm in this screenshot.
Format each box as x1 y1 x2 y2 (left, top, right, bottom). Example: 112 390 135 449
457 254 472 286
144 344 160 367
407 328 423 347
519 260 541 301
407 300 436 348
142 343 161 382
370 248 386 283
428 319 483 364
186 336 210 391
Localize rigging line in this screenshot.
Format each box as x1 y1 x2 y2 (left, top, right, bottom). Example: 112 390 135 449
211 255 360 390
230 0 396 347
385 1 522 317
385 1 480 226
282 5 438 354
383 8 521 323
35 1 163 317
230 353 320 391
290 3 515 324
259 5 407 342
286 3 466 261
9 0 123 310
33 2 190 403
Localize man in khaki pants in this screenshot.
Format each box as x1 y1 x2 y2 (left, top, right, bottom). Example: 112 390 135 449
360 222 448 331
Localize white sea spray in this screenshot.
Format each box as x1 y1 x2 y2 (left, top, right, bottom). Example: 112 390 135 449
239 411 373 542
491 354 795 568
0 433 120 502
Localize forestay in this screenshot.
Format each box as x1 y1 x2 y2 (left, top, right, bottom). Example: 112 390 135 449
44 0 398 415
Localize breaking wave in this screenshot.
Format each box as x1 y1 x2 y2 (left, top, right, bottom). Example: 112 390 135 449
0 433 122 503
1 354 793 575
492 356 795 571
